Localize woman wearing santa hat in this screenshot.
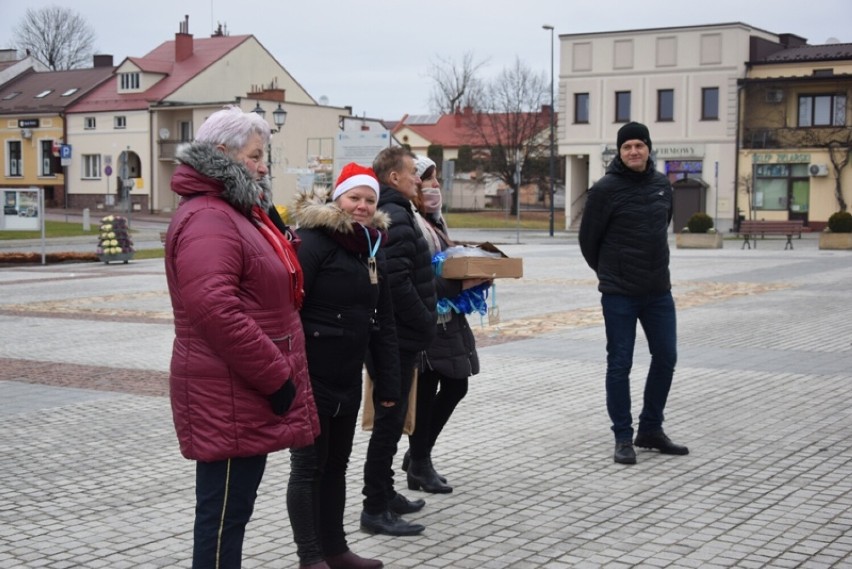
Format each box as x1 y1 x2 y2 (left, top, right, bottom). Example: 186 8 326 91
286 163 399 569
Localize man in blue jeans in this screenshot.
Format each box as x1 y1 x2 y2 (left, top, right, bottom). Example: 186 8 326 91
579 122 690 465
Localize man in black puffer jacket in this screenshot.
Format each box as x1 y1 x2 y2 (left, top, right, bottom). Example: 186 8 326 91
579 122 690 466
360 146 437 537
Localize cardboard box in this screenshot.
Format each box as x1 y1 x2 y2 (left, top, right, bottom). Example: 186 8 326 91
439 242 523 279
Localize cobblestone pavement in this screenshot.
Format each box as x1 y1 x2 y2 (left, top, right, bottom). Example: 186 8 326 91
1 232 851 568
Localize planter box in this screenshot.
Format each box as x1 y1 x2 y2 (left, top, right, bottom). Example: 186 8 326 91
98 252 134 264
675 232 723 249
818 232 852 250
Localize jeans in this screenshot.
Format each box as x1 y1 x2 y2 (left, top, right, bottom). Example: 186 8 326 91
408 368 468 461
288 412 357 563
193 454 267 569
601 291 677 442
362 349 418 514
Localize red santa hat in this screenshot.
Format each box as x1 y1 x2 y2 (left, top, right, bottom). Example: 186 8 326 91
332 162 380 201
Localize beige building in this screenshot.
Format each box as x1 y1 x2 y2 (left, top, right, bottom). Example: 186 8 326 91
738 41 852 230
65 17 350 213
558 23 784 232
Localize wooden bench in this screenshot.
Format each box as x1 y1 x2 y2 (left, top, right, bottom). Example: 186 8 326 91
737 219 804 250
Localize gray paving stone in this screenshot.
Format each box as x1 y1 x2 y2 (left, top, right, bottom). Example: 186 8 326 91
1 233 851 567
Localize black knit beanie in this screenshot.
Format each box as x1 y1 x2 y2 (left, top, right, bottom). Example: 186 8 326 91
616 122 652 152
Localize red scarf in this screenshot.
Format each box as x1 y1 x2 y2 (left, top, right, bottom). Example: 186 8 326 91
252 206 304 310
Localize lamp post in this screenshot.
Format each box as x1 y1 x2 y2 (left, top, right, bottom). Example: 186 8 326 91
542 24 556 237
252 102 287 178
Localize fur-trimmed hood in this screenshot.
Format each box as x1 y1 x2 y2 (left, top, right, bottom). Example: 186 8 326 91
292 186 390 233
172 141 273 216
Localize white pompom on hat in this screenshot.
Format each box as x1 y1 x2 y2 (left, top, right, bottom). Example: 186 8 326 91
414 155 436 179
332 162 380 201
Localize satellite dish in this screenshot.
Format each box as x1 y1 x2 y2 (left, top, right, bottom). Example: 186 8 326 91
159 128 170 140
319 95 329 106
825 37 841 44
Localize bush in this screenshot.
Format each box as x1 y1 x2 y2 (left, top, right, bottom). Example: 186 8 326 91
686 212 714 234
827 210 852 233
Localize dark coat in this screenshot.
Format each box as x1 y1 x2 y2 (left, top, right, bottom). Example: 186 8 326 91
579 156 673 296
377 185 437 353
292 188 400 416
420 215 479 379
165 142 319 462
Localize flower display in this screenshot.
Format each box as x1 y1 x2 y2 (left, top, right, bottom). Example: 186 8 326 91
96 215 135 258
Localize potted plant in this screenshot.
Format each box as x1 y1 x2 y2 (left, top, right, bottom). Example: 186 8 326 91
819 210 852 250
676 212 723 249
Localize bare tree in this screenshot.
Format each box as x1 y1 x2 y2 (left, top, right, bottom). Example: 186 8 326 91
827 137 851 212
462 57 550 215
13 6 96 70
427 51 489 114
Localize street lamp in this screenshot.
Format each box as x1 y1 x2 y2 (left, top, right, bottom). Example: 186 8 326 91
252 102 287 177
543 24 556 237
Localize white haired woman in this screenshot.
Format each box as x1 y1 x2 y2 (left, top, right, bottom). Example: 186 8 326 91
164 105 320 568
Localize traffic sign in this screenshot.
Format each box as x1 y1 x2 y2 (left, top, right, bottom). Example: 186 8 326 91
104 165 113 176
60 144 72 159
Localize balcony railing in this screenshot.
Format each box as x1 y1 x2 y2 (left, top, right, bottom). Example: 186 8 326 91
158 139 193 160
741 126 852 150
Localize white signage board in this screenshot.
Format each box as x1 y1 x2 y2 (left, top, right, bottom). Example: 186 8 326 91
2 188 41 230
333 131 393 180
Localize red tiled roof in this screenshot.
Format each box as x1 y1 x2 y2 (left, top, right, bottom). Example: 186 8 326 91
393 109 554 147
67 34 251 113
0 67 115 114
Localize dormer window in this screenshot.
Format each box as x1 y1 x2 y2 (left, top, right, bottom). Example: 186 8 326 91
119 72 141 91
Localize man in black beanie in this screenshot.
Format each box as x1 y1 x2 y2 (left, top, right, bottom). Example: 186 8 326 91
578 121 689 465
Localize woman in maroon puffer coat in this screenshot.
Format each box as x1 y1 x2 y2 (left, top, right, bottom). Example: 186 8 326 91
164 105 319 568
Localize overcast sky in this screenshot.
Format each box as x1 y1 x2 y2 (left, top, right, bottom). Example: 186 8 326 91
2 0 850 121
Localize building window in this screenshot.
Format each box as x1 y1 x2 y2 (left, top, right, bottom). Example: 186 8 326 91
84 117 96 130
7 141 22 176
35 89 53 98
615 91 631 123
798 94 847 127
119 72 140 90
753 163 809 212
83 154 101 179
701 87 719 120
179 121 193 142
657 89 674 122
114 116 127 129
574 93 589 124
41 140 56 176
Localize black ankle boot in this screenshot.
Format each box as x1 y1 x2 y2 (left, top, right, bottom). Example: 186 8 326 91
402 449 447 483
407 458 452 493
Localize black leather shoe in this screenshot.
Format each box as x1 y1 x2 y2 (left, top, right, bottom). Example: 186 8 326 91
325 549 383 569
388 492 425 514
402 449 447 483
407 458 453 494
614 440 637 464
634 431 689 455
360 510 424 536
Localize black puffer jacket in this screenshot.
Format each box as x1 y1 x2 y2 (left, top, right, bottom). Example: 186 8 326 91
579 157 673 296
421 215 479 380
378 185 437 353
293 188 400 416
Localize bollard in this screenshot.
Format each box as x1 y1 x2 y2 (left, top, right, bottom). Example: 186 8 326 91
82 208 91 231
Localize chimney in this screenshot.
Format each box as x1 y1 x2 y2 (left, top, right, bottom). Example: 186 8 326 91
93 54 114 68
175 15 193 62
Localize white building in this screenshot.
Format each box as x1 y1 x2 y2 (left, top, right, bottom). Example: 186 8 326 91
557 22 788 232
